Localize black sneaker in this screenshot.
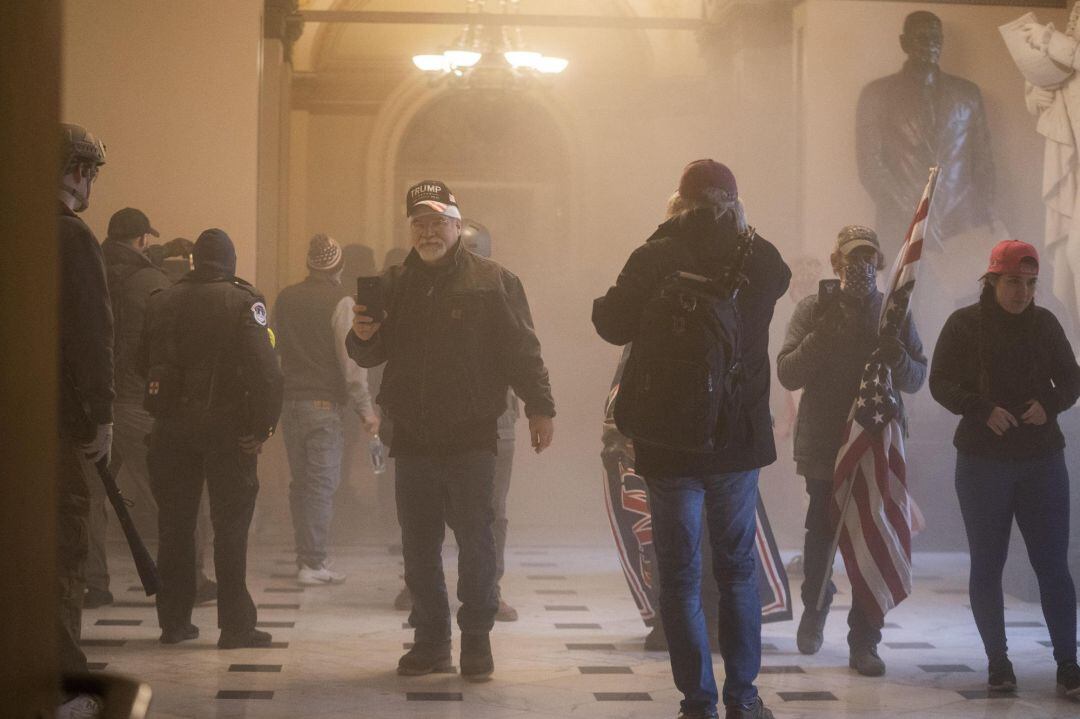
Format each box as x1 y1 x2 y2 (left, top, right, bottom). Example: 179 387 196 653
676 708 719 719
217 628 272 649
724 697 774 719
83 588 113 609
849 644 886 677
460 632 494 682
797 607 827 655
1057 660 1080 699
160 623 199 645
987 655 1016 693
397 640 452 676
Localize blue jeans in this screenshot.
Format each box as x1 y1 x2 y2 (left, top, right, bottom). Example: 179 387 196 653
396 450 499 644
956 450 1077 664
647 469 762 712
283 400 345 569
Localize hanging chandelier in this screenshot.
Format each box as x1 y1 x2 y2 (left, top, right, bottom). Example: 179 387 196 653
411 0 569 89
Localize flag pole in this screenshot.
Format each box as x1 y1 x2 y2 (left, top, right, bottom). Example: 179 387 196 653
814 471 855 612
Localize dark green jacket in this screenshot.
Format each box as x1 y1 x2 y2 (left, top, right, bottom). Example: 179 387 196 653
346 240 554 454
777 290 926 478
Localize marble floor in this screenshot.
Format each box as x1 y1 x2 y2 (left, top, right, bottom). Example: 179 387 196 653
81 540 1080 718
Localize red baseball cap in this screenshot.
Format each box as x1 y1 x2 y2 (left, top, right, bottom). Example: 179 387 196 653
678 159 738 203
987 240 1039 275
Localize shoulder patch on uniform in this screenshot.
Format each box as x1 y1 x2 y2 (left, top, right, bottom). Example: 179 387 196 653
251 301 268 326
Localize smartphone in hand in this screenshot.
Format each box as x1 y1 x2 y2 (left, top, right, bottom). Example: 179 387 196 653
356 276 386 322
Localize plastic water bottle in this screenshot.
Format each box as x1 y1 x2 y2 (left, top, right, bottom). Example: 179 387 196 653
369 434 387 475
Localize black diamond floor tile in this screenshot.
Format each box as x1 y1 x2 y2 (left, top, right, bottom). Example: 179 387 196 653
1004 621 1044 628
883 622 901 628
257 603 301 610
228 664 282 672
536 590 577 595
920 664 975 673
778 691 838 701
79 639 126 647
1039 641 1080 647
957 690 1014 700
594 692 651 701
407 692 462 701
761 642 779 652
87 662 108 671
267 642 290 649
111 601 154 609
546 605 589 611
567 643 616 651
760 665 805 674
402 622 412 629
884 642 935 649
579 666 632 674
256 621 295 628
264 587 303 593
832 605 851 611
217 690 274 700
555 623 602 629
95 619 142 626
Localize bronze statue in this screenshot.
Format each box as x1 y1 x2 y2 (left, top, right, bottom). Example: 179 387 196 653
856 11 995 254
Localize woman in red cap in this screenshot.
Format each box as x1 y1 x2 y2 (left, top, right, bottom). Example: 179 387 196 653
930 240 1080 699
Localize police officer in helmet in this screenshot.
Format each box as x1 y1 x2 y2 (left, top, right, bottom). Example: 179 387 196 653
141 228 283 648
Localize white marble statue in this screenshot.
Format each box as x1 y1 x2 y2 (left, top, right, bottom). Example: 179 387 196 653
1018 8 1080 333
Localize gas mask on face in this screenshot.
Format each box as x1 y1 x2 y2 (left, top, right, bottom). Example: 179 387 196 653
841 257 877 297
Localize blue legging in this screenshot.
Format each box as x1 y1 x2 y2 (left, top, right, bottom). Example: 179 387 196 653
955 450 1077 665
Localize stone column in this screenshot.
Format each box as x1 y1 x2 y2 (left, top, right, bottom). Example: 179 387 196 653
257 0 303 302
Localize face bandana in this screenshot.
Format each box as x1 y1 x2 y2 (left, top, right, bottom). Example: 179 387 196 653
842 259 877 297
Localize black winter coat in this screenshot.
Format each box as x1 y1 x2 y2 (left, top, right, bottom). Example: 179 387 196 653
592 208 791 477
141 271 284 443
930 292 1080 460
346 240 555 456
102 239 171 404
59 203 114 438
776 290 926 479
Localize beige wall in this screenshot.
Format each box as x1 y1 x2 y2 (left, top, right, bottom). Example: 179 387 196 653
62 0 263 280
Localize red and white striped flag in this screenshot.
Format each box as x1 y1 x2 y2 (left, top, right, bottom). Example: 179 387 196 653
829 167 939 621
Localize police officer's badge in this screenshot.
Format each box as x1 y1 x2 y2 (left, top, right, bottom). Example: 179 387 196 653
252 302 268 326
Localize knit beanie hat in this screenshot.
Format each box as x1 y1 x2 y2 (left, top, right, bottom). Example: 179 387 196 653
307 233 343 272
192 228 237 277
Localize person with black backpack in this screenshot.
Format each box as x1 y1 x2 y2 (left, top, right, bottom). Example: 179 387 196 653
593 160 790 719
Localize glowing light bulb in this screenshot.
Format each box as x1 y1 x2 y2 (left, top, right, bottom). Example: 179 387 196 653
412 54 449 72
444 49 482 68
535 56 569 74
504 51 542 69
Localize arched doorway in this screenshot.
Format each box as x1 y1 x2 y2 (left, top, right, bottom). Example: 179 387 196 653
393 90 572 281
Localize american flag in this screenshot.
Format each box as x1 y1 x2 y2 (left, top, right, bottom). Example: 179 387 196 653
828 167 939 621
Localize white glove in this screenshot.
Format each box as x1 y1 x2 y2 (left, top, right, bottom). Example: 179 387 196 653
1027 83 1057 113
81 423 113 463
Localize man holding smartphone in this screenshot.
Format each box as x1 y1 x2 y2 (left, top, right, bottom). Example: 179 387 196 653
348 180 555 682
776 225 926 676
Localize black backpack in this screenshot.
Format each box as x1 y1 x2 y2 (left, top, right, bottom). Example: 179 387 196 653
613 228 756 453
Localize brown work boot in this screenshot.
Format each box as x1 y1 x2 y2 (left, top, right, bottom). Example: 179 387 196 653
460 633 494 682
397 640 452 676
